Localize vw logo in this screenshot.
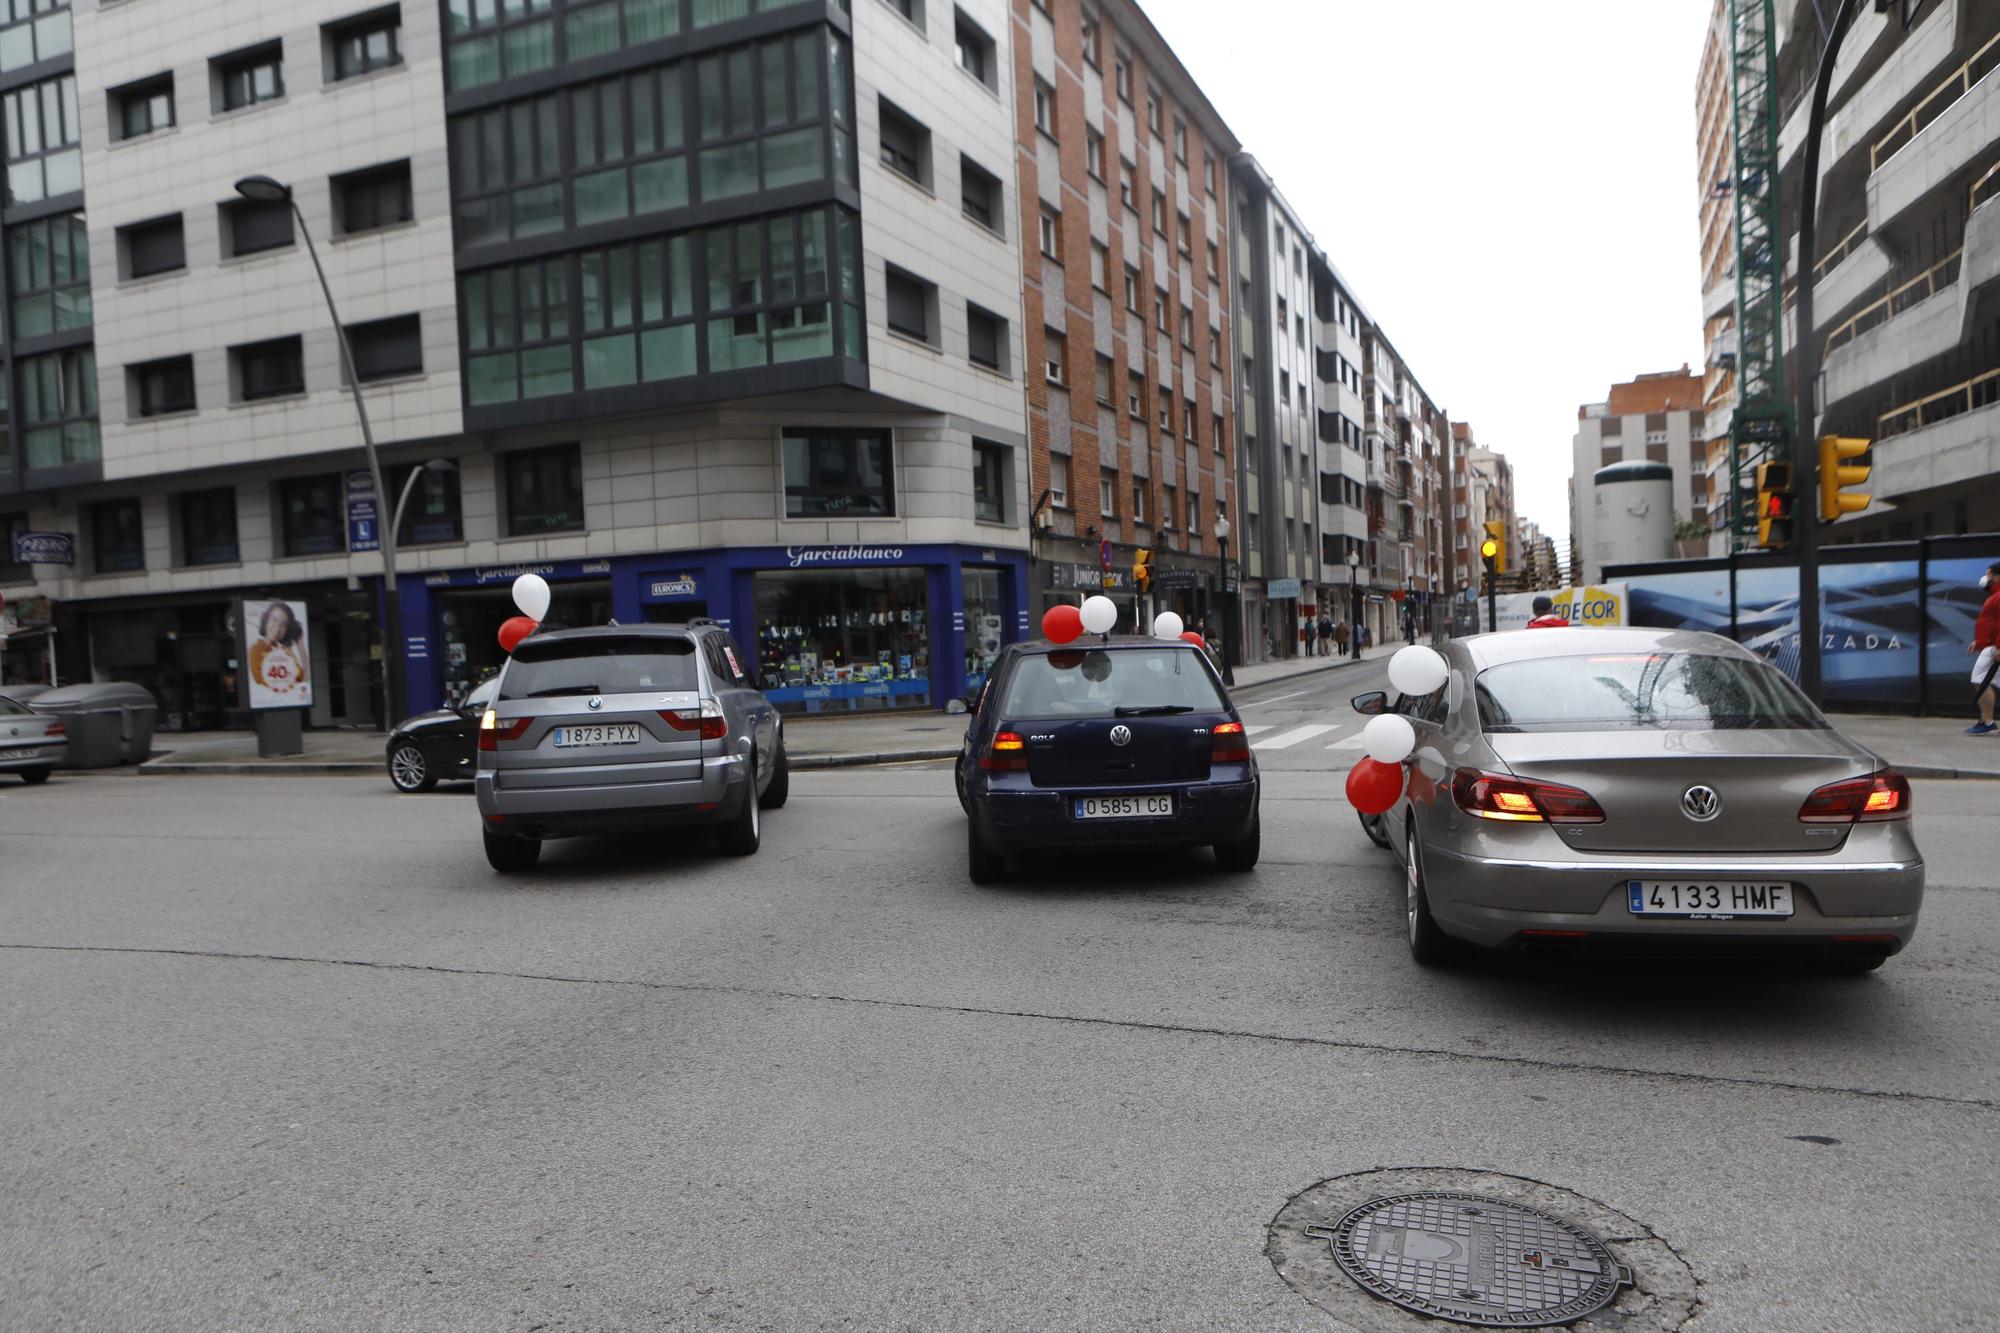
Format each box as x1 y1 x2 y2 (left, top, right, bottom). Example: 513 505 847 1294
587 696 604 711
1109 724 1132 747
1681 785 1722 822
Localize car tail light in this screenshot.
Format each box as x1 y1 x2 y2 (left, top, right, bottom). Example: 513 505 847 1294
661 698 727 740
1211 720 1250 763
1799 770 1912 824
477 708 532 752
980 730 1029 772
1452 768 1605 824
44 721 65 737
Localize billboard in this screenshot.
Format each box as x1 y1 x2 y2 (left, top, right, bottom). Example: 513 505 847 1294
1489 583 1629 632
244 598 313 709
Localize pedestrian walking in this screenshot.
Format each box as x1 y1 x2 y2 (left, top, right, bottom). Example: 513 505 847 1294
1318 614 1333 656
1525 594 1569 629
1303 617 1317 658
1968 562 2000 736
1334 619 1350 657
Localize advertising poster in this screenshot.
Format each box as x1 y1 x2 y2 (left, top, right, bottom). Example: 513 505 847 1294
1490 584 1629 632
244 598 313 709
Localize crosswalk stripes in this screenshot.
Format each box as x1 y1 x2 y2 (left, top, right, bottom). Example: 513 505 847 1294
1251 724 1338 751
1243 723 1276 736
1325 735 1367 751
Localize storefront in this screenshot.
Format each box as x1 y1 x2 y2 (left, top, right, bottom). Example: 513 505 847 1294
399 543 1029 717
0 594 56 689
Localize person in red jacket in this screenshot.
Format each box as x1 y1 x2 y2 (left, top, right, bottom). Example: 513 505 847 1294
1524 595 1569 629
1969 562 2000 736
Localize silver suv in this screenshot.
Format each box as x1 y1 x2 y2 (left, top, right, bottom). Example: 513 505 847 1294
473 621 787 871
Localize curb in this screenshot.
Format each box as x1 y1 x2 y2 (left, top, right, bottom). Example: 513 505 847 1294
139 761 380 776
1898 764 2000 781
791 748 958 770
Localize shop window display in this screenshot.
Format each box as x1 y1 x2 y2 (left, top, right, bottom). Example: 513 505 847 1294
435 579 613 707
754 567 929 712
962 567 1004 694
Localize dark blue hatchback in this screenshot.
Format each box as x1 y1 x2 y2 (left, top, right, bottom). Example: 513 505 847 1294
955 638 1260 882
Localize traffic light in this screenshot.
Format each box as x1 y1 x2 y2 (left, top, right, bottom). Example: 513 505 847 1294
1482 520 1509 573
1818 436 1871 524
1755 461 1795 549
1132 547 1152 592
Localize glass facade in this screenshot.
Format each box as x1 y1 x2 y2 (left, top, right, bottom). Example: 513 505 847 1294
9 210 88 336
753 566 931 713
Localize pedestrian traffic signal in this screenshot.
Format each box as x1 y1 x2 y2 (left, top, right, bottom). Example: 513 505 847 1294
1755 460 1795 549
1818 436 1871 524
1132 547 1152 591
1482 520 1508 573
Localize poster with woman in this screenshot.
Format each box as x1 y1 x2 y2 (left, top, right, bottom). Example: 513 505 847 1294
244 598 312 709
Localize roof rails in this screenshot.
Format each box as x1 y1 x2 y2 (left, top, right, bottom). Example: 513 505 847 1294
683 616 719 628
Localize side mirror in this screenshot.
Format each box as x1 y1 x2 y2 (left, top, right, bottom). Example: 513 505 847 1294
1352 691 1388 716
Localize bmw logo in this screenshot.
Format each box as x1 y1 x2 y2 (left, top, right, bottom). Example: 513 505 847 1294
587 696 604 711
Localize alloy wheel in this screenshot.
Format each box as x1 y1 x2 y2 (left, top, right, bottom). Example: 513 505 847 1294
1405 834 1421 946
391 745 426 791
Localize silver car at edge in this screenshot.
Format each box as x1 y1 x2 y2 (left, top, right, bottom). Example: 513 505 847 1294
1357 627 1924 971
0 691 65 782
473 621 787 872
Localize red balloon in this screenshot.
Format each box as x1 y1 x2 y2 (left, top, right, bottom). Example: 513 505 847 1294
498 615 540 654
1345 757 1405 815
1042 603 1084 645
1180 631 1207 649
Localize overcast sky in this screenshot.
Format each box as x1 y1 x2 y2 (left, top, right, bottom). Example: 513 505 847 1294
1139 0 1714 551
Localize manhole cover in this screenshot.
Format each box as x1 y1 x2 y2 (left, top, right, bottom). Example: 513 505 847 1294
1316 1191 1627 1327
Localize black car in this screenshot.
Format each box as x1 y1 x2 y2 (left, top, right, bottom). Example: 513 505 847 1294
955 637 1260 883
386 679 495 793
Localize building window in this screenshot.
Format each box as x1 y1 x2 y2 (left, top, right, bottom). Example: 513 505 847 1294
884 264 934 344
1094 352 1112 405
3 73 79 205
232 336 305 401
327 6 402 81
179 488 238 567
215 41 284 112
953 9 995 89
960 154 1002 232
112 74 174 141
0 1 70 75
1212 413 1224 453
1033 78 1054 137
1154 286 1169 333
1113 52 1130 102
392 460 463 545
1085 126 1104 180
1179 304 1194 347
1128 369 1145 418
1090 242 1108 292
20 347 98 469
1099 469 1117 518
503 443 586 535
966 303 1006 373
333 160 412 234
1151 190 1165 239
1173 117 1186 163
89 499 144 573
973 439 1007 523
1038 205 1061 261
565 0 686 58
277 474 345 557
445 0 557 90
222 197 294 257
1145 88 1161 136
9 211 89 336
783 428 893 518
1177 210 1191 255
346 314 423 382
691 31 830 204
1183 397 1196 439
1049 454 1069 508
1202 151 1215 195
877 97 929 186
462 255 574 404
1159 394 1172 434
132 355 197 418
1206 240 1218 280
1123 265 1139 313
1161 484 1176 530
881 0 923 30
448 92 563 245
1080 9 1099 67
1043 327 1065 385
1131 482 1144 523
1118 159 1135 209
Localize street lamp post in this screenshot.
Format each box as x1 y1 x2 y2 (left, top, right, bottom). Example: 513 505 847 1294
236 173 406 730
1345 549 1361 661
1213 516 1235 687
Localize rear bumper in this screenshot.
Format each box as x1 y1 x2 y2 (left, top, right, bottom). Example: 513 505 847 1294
1423 842 1925 954
474 753 747 839
973 779 1258 851
0 738 64 770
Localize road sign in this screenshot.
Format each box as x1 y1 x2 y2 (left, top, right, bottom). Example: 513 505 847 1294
1099 539 1113 571
346 469 380 552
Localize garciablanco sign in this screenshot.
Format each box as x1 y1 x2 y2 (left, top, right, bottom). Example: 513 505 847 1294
784 544 906 568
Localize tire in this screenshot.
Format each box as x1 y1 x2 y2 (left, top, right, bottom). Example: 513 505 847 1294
483 830 541 872
758 737 789 809
954 763 972 815
1404 820 1465 967
389 743 436 793
718 758 762 856
19 766 51 785
1214 813 1261 871
967 816 1007 884
1358 810 1392 850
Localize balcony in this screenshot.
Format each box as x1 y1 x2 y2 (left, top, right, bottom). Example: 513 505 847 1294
1868 29 2000 227
1873 366 2000 498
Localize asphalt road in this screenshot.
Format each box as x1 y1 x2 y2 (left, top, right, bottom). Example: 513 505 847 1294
3 675 1995 1330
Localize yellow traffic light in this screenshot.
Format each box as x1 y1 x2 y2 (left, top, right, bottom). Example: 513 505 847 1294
1819 436 1871 523
1133 547 1152 590
1482 520 1508 572
1479 536 1500 561
1755 460 1794 549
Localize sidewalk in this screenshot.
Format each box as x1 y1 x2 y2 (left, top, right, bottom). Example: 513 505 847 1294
1830 714 2000 780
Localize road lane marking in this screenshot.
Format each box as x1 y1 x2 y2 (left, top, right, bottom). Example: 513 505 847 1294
1244 723 1276 736
1253 724 1338 750
1239 688 1320 707
1326 735 1367 751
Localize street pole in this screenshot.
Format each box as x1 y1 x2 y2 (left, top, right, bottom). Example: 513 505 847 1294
1485 565 1497 634
1792 0 1860 703
1216 528 1236 686
1348 560 1361 661
238 176 404 729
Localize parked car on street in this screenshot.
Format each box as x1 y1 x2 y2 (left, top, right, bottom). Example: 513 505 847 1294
956 637 1260 883
386 679 495 793
0 692 65 783
1356 627 1924 971
474 621 786 871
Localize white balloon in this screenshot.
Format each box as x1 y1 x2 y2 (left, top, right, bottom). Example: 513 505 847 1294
1079 595 1118 635
1152 610 1184 640
512 572 552 622
1387 644 1448 697
1362 713 1417 765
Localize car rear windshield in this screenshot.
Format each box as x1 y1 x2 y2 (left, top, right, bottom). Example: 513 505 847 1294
0 696 29 716
998 647 1226 718
1475 652 1826 732
498 637 699 700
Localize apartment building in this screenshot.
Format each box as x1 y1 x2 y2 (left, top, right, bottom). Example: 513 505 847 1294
1314 252 1370 638
1010 0 1237 643
1463 435 1517 589
1771 0 2000 540
1359 327 1449 645
1514 516 1558 591
0 0 1032 726
1570 365 1705 583
1695 0 1737 551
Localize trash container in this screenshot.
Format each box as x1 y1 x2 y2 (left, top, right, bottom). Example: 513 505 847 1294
0 683 50 706
29 682 159 767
